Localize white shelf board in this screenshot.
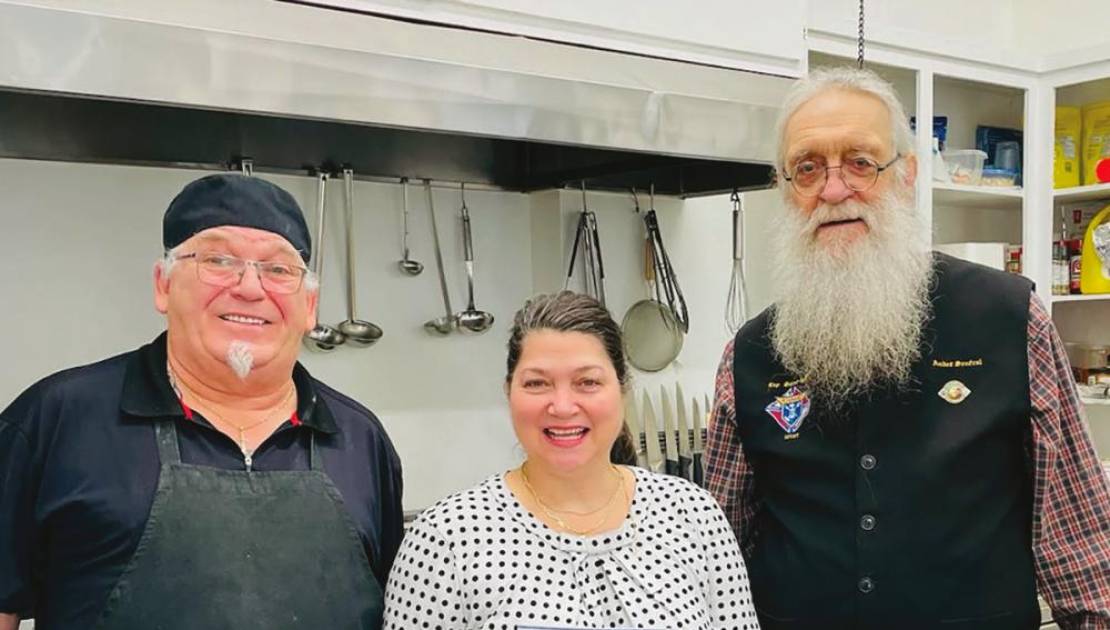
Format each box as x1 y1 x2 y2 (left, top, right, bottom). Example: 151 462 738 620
1081 396 1110 406
932 183 1023 210
1053 183 1110 204
1051 294 1110 304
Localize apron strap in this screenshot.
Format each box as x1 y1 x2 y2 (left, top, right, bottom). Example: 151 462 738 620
156 416 322 470
154 419 183 465
308 430 323 472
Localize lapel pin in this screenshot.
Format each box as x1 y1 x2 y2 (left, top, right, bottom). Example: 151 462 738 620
938 380 971 404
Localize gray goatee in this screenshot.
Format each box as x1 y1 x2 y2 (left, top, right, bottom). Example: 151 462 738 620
226 340 255 380
769 182 933 406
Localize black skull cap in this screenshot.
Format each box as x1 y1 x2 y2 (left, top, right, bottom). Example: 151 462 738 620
163 174 311 262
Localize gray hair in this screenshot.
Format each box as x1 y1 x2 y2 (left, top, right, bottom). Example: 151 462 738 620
157 247 320 292
775 66 916 173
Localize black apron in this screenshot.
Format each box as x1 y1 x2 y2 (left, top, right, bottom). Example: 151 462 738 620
95 419 384 629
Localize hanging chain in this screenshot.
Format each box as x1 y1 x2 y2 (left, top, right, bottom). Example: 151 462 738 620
857 0 865 69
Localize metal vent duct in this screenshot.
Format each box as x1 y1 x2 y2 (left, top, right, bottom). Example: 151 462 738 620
0 1 791 196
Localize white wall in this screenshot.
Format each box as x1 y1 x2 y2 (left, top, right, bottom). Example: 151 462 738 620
805 0 1023 64
0 158 751 510
806 0 1110 72
808 0 1018 48
1012 0 1110 63
273 0 806 76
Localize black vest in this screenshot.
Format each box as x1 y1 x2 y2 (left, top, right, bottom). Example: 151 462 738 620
733 253 1038 630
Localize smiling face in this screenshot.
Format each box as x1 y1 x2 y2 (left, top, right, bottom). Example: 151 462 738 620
782 87 916 255
154 226 317 379
508 329 624 474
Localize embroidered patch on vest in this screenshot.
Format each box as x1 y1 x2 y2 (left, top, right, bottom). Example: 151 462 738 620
765 386 811 434
938 380 972 404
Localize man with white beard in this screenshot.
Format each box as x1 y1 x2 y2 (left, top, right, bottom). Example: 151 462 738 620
0 174 402 629
706 67 1110 629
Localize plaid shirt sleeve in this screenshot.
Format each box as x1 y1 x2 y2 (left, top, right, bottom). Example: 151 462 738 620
704 339 759 558
1027 293 1110 629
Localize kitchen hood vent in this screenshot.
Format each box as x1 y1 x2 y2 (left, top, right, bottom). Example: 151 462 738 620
0 1 791 196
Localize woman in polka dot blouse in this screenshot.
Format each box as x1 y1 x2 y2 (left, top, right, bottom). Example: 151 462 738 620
383 292 759 630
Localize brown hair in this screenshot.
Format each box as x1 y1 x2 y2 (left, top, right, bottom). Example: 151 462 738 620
506 291 637 466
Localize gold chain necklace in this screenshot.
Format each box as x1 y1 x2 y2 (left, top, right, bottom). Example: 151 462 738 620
519 463 625 536
166 363 295 457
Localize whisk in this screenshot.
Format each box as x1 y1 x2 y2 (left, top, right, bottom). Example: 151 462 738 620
725 190 749 333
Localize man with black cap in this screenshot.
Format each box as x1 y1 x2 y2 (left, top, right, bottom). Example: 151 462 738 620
0 174 402 629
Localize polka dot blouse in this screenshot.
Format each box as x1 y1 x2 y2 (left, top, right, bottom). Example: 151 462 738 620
383 466 759 629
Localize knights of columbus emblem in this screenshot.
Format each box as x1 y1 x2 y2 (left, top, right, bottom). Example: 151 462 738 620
765 385 811 434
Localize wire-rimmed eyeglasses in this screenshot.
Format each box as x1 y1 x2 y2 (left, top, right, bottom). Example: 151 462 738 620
782 154 901 197
174 251 309 294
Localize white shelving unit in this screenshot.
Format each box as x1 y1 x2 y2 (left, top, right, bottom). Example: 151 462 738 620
1052 293 1110 303
932 74 1027 250
932 183 1023 210
1053 182 1110 203
1047 77 1110 463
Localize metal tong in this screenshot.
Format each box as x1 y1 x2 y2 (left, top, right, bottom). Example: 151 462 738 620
563 182 606 306
643 186 689 332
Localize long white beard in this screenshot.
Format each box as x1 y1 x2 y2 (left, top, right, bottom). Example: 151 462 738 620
226 340 255 380
769 186 933 406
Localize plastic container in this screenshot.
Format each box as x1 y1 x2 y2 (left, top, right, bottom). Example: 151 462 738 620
1055 106 1082 189
981 168 1018 187
1082 101 1110 185
975 125 1023 183
942 149 987 185
995 141 1021 173
1079 202 1110 294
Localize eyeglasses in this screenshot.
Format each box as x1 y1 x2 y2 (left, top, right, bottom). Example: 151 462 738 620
174 251 309 294
782 154 901 197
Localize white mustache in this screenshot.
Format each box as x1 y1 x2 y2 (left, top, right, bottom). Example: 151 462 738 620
803 202 870 236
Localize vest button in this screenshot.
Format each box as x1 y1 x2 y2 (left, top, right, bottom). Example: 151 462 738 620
858 577 875 593
860 514 876 531
860 454 876 470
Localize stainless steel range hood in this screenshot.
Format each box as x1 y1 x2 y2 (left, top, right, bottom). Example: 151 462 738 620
0 0 791 196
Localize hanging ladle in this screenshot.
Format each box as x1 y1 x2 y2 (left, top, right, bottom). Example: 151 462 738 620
336 168 383 347
455 183 495 334
397 178 424 276
423 180 457 336
304 170 347 352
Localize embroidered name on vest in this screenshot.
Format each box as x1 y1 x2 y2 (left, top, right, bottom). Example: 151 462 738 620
932 358 984 368
767 377 807 390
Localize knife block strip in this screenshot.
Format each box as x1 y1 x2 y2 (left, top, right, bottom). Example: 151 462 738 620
637 429 708 454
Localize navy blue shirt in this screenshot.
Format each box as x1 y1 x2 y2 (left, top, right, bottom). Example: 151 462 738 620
0 334 404 629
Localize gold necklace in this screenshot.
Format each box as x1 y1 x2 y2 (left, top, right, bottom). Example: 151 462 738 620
203 390 294 456
167 363 296 457
519 463 626 536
